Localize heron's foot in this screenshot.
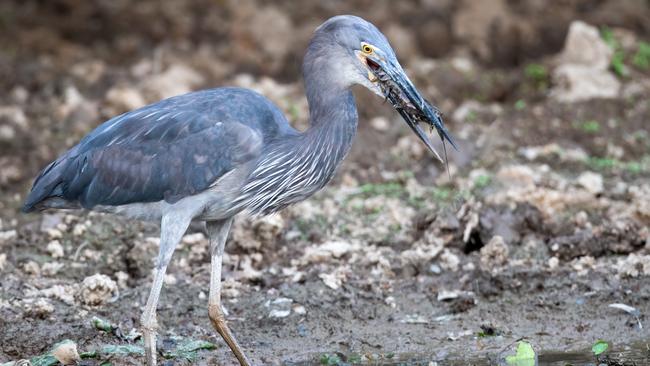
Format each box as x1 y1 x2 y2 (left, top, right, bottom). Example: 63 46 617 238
208 303 252 366
141 318 159 366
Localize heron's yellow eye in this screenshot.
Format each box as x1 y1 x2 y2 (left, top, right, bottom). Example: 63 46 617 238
361 44 373 54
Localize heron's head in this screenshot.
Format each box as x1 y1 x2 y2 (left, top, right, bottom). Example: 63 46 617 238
305 15 457 161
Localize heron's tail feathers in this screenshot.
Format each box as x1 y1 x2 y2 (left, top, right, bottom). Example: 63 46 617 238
22 158 70 212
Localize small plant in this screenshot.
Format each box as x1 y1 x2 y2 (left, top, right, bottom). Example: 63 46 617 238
588 157 617 170
356 182 405 198
431 187 451 201
524 63 549 89
525 63 548 81
320 353 342 365
581 120 600 133
592 339 609 356
633 41 650 69
505 341 536 366
465 110 478 122
473 174 491 190
514 99 526 111
601 26 628 77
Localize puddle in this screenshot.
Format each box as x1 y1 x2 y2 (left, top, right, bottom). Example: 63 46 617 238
292 342 650 366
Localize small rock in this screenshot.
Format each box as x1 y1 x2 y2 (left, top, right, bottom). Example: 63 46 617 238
617 254 650 278
480 235 510 269
46 228 63 239
77 274 119 306
254 215 284 242
437 290 461 301
142 64 204 100
439 249 460 272
23 260 41 276
232 215 284 251
164 274 177 285
72 223 87 236
182 232 206 245
370 116 390 131
293 304 307 315
552 21 620 102
401 239 444 265
106 85 146 112
557 21 613 69
548 257 560 269
384 296 396 307
24 298 54 318
518 143 588 162
115 271 130 289
0 229 17 244
577 171 604 195
552 64 620 102
450 57 474 73
302 240 357 263
496 165 537 188
52 340 80 365
46 240 65 258
42 262 64 276
266 297 293 318
319 268 349 290
37 284 77 305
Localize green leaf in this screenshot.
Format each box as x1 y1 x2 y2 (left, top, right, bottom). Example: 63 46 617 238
514 99 527 111
163 339 216 361
632 42 650 69
92 316 115 332
100 344 145 356
29 354 59 366
319 353 342 365
505 341 536 366
592 340 609 356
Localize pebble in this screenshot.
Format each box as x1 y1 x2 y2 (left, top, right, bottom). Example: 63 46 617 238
266 297 293 318
52 340 80 365
439 250 460 272
480 235 510 269
77 274 119 306
577 171 604 195
0 230 17 244
23 260 41 276
46 240 64 258
370 116 390 131
24 298 54 318
105 85 146 112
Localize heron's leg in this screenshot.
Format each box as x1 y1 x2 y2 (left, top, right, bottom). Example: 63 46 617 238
141 214 192 366
206 218 252 366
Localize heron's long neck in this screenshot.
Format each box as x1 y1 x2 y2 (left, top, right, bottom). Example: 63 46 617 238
238 87 358 216
304 88 358 162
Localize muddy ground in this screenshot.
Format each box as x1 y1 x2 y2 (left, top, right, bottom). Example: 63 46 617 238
1 1 650 365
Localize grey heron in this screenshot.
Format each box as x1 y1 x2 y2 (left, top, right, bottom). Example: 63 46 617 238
23 15 457 366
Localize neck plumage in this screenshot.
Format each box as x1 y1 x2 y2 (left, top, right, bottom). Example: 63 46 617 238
240 85 358 216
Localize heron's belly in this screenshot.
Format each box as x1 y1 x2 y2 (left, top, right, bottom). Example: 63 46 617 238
95 191 239 222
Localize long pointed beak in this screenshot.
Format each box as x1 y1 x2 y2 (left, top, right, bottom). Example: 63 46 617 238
366 57 458 162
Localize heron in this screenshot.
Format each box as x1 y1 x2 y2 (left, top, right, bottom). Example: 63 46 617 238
22 15 457 366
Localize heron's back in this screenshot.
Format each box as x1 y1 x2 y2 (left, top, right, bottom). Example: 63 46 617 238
23 87 297 212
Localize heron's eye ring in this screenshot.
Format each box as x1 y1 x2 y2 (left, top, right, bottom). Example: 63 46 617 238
362 44 373 54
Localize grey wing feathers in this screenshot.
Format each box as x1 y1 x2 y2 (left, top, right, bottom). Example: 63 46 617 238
23 88 275 212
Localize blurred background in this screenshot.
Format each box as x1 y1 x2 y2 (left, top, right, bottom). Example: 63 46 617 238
1 0 650 365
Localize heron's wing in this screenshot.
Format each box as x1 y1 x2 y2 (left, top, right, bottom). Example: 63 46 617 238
24 90 266 210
